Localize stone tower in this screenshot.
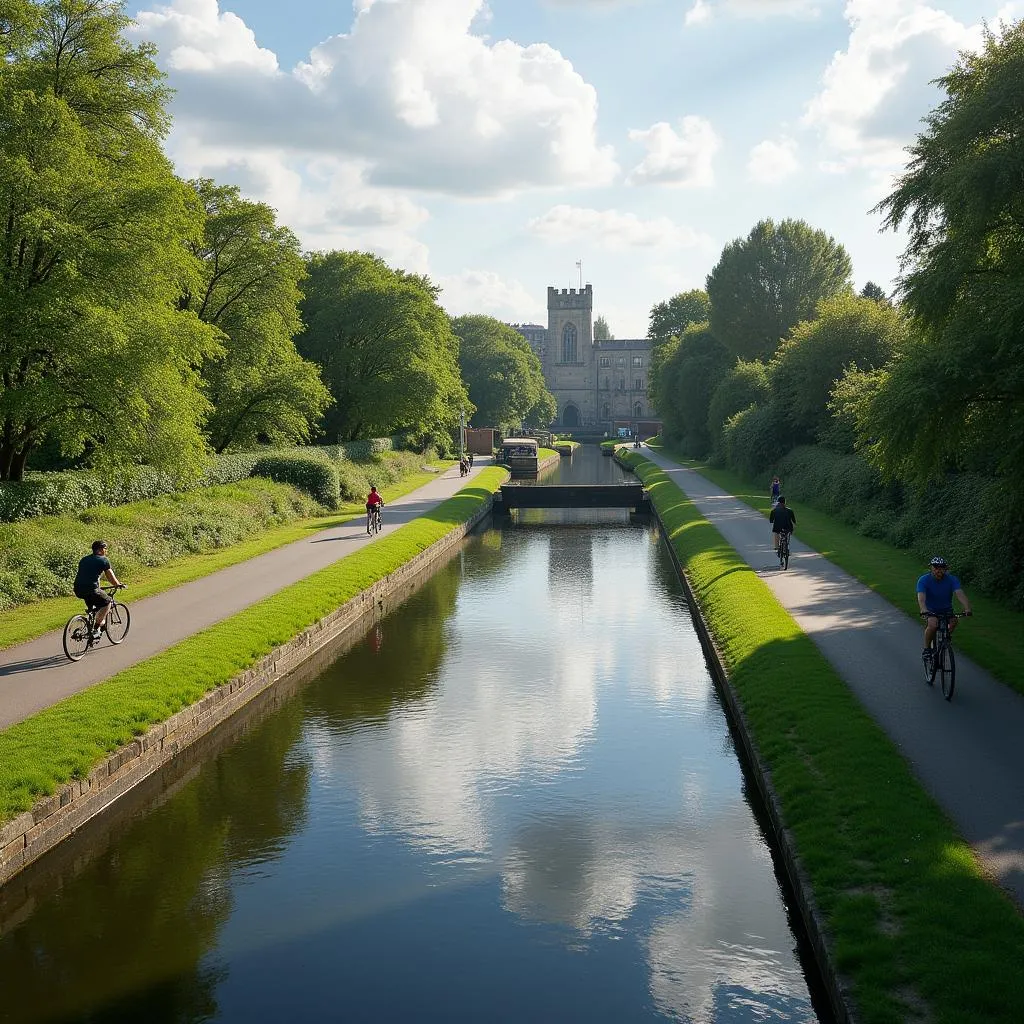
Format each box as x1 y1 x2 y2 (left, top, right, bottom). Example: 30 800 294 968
545 285 595 429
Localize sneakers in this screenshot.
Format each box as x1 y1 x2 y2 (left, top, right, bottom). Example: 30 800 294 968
91 629 102 640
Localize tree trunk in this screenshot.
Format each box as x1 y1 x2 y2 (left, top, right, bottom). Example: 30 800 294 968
11 444 32 481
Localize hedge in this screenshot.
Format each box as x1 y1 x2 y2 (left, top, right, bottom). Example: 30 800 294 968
248 452 340 509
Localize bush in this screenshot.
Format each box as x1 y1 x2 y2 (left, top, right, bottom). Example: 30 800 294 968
249 452 340 508
721 402 791 479
707 360 771 455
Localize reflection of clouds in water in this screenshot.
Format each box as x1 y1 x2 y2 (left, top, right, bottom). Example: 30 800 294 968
502 803 811 1022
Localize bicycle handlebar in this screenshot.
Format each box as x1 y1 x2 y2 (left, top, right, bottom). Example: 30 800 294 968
919 610 970 618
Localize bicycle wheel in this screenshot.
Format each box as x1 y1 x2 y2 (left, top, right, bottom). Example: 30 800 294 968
940 643 956 701
105 602 130 644
782 540 790 571
923 639 937 685
63 614 92 662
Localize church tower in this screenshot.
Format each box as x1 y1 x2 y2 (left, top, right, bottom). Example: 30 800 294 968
545 285 595 429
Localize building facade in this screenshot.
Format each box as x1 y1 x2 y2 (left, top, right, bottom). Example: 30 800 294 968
512 285 661 435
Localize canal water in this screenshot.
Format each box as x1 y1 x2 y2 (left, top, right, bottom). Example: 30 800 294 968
0 447 826 1023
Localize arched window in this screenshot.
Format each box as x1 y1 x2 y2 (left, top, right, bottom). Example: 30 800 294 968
634 402 643 418
562 404 581 428
561 322 577 363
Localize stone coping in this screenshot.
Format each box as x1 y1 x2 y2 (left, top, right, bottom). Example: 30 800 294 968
0 497 495 889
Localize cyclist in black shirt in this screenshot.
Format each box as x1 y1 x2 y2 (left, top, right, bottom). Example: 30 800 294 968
73 540 124 639
768 496 796 553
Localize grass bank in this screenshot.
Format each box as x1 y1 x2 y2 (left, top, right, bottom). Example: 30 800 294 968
0 467 507 826
617 449 1024 1022
0 461 454 652
645 439 1024 695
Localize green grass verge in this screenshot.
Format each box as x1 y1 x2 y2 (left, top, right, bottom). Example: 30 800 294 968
552 440 581 453
617 449 1024 1023
0 462 455 653
645 440 1024 696
0 466 507 825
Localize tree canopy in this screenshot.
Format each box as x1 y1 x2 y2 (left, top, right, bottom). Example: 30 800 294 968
0 0 217 480
867 18 1024 481
706 218 853 361
181 180 331 453
593 315 613 341
452 315 555 430
647 290 710 344
298 252 469 443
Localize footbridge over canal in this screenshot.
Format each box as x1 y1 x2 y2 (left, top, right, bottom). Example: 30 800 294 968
494 482 650 513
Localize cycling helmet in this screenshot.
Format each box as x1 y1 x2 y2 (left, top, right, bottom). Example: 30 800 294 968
929 556 948 568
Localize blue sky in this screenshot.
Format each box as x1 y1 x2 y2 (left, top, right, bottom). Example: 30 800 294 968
128 0 1021 336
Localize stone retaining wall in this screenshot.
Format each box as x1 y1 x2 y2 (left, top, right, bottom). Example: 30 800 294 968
615 453 856 1024
0 497 495 889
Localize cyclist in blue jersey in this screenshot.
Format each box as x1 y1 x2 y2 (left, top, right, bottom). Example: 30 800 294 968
916 556 972 662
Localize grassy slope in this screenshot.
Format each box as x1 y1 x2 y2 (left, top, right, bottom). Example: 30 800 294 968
647 441 1024 696
618 449 1024 1023
0 468 507 825
0 462 454 652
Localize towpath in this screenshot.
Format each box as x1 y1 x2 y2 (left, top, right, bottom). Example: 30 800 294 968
0 459 495 731
639 445 1024 911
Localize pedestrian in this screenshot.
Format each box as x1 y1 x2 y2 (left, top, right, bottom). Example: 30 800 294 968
770 476 781 507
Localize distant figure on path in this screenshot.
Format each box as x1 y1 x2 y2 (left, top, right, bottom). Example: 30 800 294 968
768 497 796 552
770 476 781 507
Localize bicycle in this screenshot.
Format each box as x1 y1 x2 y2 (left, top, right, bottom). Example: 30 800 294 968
921 611 964 701
63 585 130 662
366 504 382 536
777 530 791 571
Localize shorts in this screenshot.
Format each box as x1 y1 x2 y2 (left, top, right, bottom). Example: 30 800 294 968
75 587 110 611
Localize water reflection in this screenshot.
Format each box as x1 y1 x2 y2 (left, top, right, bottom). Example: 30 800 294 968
0 518 823 1024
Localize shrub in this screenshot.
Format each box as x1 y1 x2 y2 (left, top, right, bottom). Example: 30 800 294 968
707 360 771 455
249 452 340 508
721 402 791 479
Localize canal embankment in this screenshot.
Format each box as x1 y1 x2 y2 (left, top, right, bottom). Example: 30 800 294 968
616 448 1024 1023
0 468 508 887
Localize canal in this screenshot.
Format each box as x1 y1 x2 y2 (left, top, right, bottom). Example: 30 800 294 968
0 446 827 1023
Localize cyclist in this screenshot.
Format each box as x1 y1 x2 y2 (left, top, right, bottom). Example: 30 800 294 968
917 556 972 662
768 496 796 553
365 485 383 533
770 476 781 507
73 540 124 639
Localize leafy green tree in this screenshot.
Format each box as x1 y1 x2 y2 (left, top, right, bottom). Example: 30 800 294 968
647 290 710 344
706 359 771 454
298 252 469 442
452 314 555 430
860 281 890 304
706 218 853 361
593 315 613 341
867 18 1024 481
651 323 731 453
770 294 909 444
0 0 218 480
180 180 331 452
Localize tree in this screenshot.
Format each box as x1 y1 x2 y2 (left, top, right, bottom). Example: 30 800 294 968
593 315 613 341
647 290 710 344
860 281 890 304
867 18 1024 481
650 323 731 453
770 294 909 444
452 315 555 429
0 0 219 480
298 252 469 442
180 181 331 452
706 219 853 361
706 360 771 454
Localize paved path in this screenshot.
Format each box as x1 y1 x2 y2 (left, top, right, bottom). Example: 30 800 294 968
640 446 1024 911
0 459 495 731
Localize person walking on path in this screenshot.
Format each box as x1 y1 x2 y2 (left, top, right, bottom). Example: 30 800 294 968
917 556 972 661
73 540 124 639
768 496 795 552
770 476 781 507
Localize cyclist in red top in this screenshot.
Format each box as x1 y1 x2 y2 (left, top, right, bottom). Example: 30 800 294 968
366 485 383 533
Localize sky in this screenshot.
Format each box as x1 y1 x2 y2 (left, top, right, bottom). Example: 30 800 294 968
127 0 1022 338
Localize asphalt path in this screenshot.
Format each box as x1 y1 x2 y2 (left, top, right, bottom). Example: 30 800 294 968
0 459 494 731
641 446 1024 912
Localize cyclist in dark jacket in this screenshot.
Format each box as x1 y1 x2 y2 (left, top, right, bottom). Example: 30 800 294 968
768 497 796 553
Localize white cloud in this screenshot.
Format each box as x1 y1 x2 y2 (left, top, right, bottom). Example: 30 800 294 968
132 0 618 198
626 116 720 187
802 0 984 178
684 0 822 24
527 205 711 250
747 136 800 183
437 270 545 323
